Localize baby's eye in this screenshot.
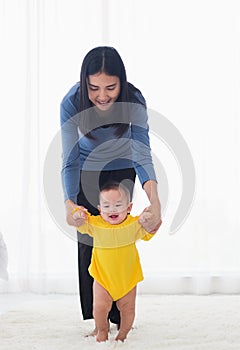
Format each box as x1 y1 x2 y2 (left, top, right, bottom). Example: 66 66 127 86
115 204 124 209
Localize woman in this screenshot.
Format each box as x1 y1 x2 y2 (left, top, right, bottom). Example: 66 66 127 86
60 46 162 333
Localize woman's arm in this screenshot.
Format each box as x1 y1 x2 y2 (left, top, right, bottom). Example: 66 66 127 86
139 180 162 233
130 103 157 185
61 103 81 204
60 84 89 226
129 98 162 232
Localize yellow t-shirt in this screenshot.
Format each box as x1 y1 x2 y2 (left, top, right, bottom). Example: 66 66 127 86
77 214 154 301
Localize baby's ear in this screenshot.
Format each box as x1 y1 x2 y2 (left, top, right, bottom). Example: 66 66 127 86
127 202 133 213
97 205 101 213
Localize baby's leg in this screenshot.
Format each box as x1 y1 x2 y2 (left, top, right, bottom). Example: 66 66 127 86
115 286 137 342
93 280 113 342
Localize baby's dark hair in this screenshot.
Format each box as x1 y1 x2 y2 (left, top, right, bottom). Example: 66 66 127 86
99 181 130 202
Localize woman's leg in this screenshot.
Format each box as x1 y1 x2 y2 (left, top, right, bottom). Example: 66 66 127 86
93 280 113 342
77 171 99 322
77 242 94 320
115 286 137 342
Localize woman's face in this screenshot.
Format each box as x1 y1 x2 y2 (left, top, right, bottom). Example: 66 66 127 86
87 72 121 111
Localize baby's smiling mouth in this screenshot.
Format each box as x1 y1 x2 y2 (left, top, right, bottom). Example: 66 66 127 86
109 214 119 219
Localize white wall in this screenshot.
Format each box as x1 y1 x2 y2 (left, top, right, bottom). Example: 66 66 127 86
0 0 240 293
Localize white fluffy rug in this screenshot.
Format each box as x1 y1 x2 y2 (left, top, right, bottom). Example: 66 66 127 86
1 294 240 349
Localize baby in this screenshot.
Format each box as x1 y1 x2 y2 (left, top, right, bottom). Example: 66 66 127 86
75 181 156 342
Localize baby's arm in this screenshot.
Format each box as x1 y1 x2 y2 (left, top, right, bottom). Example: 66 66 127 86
141 231 156 241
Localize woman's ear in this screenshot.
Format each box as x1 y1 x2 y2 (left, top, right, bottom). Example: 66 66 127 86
127 202 133 213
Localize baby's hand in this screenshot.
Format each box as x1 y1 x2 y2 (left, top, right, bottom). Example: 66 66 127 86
71 207 88 225
139 205 162 233
65 200 88 227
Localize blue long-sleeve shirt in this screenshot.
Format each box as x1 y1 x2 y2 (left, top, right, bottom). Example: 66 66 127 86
60 82 157 202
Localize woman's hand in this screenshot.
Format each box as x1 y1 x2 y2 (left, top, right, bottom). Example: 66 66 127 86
140 180 162 233
139 204 162 233
65 200 88 227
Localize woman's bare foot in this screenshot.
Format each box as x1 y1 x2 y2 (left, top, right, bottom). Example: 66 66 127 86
96 330 108 342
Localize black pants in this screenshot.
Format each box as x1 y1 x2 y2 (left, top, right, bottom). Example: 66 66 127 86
77 168 136 323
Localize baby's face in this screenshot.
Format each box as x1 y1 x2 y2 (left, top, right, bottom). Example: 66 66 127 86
98 189 132 225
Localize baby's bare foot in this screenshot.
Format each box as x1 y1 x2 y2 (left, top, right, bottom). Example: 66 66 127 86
85 327 97 337
85 321 110 338
115 332 127 342
96 330 108 342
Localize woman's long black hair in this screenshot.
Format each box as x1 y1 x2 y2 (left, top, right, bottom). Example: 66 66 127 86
78 46 137 138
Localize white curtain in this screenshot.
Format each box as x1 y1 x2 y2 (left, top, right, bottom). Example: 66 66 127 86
0 0 240 294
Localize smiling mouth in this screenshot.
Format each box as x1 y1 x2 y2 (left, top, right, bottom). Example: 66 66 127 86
97 100 111 105
109 214 119 219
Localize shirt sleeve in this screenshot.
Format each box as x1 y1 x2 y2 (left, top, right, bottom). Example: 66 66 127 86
141 232 156 241
133 219 155 241
76 222 94 237
130 103 157 186
60 85 81 202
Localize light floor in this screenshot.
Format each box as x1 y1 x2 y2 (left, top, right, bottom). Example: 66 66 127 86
1 293 240 349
